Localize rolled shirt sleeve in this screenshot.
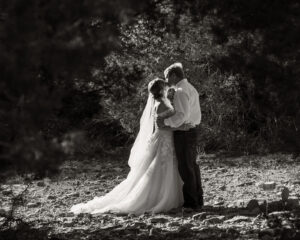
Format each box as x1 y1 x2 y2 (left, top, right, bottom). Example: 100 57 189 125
164 89 190 128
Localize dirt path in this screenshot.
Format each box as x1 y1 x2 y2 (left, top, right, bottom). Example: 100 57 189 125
1 154 299 239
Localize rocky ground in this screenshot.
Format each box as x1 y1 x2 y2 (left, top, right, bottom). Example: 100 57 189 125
0 153 300 239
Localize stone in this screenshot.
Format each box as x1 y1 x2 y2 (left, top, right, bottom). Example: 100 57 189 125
259 182 276 191
59 212 74 218
281 187 289 202
167 221 181 227
237 181 254 187
258 229 275 240
2 189 12 195
268 211 290 217
150 217 168 224
67 192 79 197
287 197 299 208
225 216 252 223
214 200 224 206
113 167 123 172
203 216 225 224
192 212 208 220
0 208 10 216
247 207 261 216
27 202 41 208
37 181 45 187
63 219 75 227
178 223 194 232
130 222 147 228
247 199 260 211
48 195 56 200
149 227 160 236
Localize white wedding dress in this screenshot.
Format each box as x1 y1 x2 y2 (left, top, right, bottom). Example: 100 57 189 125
70 96 184 215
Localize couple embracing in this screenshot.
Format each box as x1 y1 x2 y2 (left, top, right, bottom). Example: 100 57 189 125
71 63 203 215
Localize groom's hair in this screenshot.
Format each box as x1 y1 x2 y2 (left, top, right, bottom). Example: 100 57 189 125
166 65 184 79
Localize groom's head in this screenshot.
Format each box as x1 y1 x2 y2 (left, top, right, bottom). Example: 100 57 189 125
164 62 185 86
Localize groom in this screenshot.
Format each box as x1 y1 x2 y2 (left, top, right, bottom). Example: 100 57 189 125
157 62 203 209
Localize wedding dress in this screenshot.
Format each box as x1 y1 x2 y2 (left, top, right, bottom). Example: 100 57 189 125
70 95 184 215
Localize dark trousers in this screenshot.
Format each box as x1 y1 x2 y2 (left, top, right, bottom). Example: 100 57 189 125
174 128 203 207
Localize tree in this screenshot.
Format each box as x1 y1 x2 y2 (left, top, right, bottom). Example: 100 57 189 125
0 0 160 178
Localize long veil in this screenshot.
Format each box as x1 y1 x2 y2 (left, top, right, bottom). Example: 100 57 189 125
128 92 155 168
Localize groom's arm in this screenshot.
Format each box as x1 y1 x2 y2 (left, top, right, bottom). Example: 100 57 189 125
164 89 190 128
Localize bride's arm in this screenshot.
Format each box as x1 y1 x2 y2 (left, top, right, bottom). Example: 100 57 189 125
157 105 193 131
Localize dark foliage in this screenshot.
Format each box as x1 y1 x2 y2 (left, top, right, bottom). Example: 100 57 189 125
0 0 156 178
179 0 300 152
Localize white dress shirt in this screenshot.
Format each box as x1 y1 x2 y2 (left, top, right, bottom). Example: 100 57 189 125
164 79 201 128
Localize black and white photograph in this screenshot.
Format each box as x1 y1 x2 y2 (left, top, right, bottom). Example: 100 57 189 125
0 0 299 239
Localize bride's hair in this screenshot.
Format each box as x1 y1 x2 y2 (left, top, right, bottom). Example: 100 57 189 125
149 78 166 100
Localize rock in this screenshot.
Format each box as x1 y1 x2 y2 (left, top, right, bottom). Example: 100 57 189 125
0 208 10 216
113 167 123 172
150 217 168 224
48 195 56 200
258 229 275 240
128 213 136 218
63 218 75 227
281 187 289 202
237 181 254 187
225 216 252 223
2 189 12 195
101 174 109 179
213 200 224 206
36 181 45 187
67 192 79 197
236 199 246 207
130 222 147 228
196 230 211 239
115 212 128 217
247 207 261 216
167 221 181 227
247 199 260 211
203 216 225 224
192 212 208 220
268 211 290 217
27 202 41 208
178 223 194 232
217 167 227 173
149 227 160 236
227 203 235 208
257 182 276 191
59 212 74 218
287 197 299 208
226 228 240 238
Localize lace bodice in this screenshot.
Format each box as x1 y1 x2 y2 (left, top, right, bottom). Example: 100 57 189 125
152 108 174 134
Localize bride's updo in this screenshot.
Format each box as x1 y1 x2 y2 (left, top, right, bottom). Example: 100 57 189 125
148 78 166 100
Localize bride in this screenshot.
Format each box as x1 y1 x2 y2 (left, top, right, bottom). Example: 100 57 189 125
70 78 192 215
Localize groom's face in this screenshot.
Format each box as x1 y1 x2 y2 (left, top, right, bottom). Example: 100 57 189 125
166 73 177 86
